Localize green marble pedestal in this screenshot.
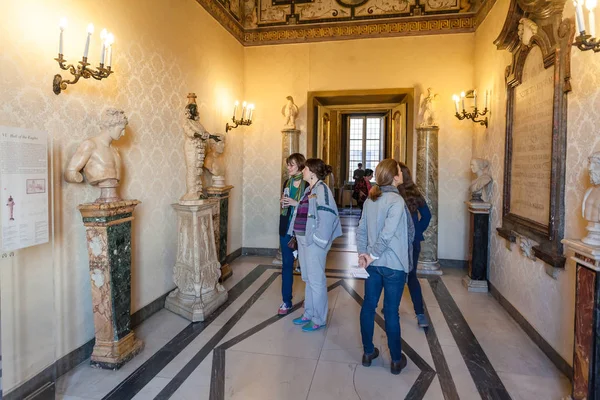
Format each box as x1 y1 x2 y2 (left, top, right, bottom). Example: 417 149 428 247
79 200 144 370
207 185 234 282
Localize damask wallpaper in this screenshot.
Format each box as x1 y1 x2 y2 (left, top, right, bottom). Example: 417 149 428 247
472 0 597 365
0 0 244 392
243 34 475 261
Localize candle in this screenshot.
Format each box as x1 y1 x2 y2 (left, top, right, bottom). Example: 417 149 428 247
460 92 465 111
473 90 477 109
452 95 459 113
485 90 489 110
233 101 239 119
241 101 247 120
105 33 114 68
100 29 107 65
59 17 67 55
576 0 586 33
587 0 597 37
248 104 254 121
83 23 94 59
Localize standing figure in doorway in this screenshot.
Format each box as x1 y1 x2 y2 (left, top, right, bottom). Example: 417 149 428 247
278 153 307 315
398 162 431 328
353 168 373 212
6 195 15 221
291 158 342 332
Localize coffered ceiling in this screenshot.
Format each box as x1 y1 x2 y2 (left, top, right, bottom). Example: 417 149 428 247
195 0 495 45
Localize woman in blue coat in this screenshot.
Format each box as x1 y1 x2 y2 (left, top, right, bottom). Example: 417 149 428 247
398 162 431 328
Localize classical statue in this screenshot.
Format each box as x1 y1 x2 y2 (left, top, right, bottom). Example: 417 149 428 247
582 152 600 245
518 18 538 46
418 88 439 127
64 108 128 203
204 133 226 188
469 158 492 202
282 96 299 130
180 93 221 202
6 195 15 221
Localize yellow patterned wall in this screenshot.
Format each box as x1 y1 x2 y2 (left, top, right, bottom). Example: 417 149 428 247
243 35 476 260
0 0 244 392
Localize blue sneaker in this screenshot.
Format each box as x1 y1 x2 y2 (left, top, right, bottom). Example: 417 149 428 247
301 321 326 332
293 315 311 325
417 314 429 328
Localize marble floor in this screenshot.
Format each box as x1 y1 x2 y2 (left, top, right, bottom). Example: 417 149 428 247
56 215 571 400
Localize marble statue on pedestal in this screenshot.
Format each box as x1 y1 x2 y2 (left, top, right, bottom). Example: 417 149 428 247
282 96 299 130
582 152 600 246
204 133 226 188
181 93 211 202
469 158 492 202
418 88 439 128
65 108 127 203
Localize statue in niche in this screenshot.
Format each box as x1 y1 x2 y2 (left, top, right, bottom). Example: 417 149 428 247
204 132 226 188
582 152 600 246
282 96 299 130
64 108 128 203
518 18 538 46
6 195 15 221
180 93 221 202
469 158 493 202
418 88 439 127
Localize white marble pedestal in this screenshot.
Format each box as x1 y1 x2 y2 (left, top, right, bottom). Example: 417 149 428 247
165 202 228 322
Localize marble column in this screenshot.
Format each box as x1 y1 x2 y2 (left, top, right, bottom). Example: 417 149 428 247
562 239 600 400
416 126 442 275
463 201 491 292
78 200 144 370
273 128 301 265
166 202 228 322
206 185 234 282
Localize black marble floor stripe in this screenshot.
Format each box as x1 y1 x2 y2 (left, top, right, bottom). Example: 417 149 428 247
427 277 512 400
406 371 436 400
209 348 225 400
339 280 435 373
102 265 270 400
154 272 280 400
422 302 459 400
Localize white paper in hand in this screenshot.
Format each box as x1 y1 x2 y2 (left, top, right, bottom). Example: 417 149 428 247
349 265 370 279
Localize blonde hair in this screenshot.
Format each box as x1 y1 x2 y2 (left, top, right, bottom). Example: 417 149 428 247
368 159 399 201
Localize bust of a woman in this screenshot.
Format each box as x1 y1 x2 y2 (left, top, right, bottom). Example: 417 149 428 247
469 158 492 202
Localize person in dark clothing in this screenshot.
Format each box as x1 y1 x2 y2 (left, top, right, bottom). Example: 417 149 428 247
398 161 431 328
353 168 373 210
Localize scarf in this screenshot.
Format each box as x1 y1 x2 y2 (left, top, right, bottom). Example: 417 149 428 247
281 173 306 217
380 186 416 272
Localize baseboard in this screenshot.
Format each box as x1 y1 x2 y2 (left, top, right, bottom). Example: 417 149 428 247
439 259 468 269
6 289 173 399
489 282 573 380
223 248 242 265
241 247 278 257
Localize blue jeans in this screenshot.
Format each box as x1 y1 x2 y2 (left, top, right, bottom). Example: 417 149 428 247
280 234 295 308
407 243 424 315
360 266 406 362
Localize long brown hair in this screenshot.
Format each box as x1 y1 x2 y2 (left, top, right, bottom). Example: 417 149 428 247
397 161 425 213
305 158 333 180
368 159 400 201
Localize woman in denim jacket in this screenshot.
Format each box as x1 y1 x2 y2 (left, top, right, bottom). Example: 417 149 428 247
356 158 415 375
286 158 342 332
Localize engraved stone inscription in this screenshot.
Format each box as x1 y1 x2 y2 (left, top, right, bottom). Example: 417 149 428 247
509 46 553 227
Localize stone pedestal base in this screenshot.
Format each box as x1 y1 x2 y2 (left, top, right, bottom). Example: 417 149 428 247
462 276 489 293
562 239 600 400
206 185 234 282
417 261 443 275
78 200 144 370
167 203 228 322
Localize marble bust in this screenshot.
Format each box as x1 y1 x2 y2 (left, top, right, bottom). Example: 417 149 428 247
418 88 439 127
469 158 492 202
518 18 538 46
582 152 600 245
281 96 299 130
204 133 226 188
64 108 128 203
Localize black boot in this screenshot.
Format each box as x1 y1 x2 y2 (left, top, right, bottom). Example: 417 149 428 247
391 353 407 375
362 348 379 367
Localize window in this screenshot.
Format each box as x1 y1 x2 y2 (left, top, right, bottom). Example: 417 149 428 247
347 116 384 181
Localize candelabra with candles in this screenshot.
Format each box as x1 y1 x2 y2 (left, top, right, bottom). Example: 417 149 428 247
226 101 254 132
452 90 489 128
573 0 599 52
53 18 115 95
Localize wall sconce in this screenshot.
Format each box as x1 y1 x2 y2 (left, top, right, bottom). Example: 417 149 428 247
574 0 599 52
452 90 489 128
53 18 115 95
226 101 254 132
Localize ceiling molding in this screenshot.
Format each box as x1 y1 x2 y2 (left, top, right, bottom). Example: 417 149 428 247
195 0 496 46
